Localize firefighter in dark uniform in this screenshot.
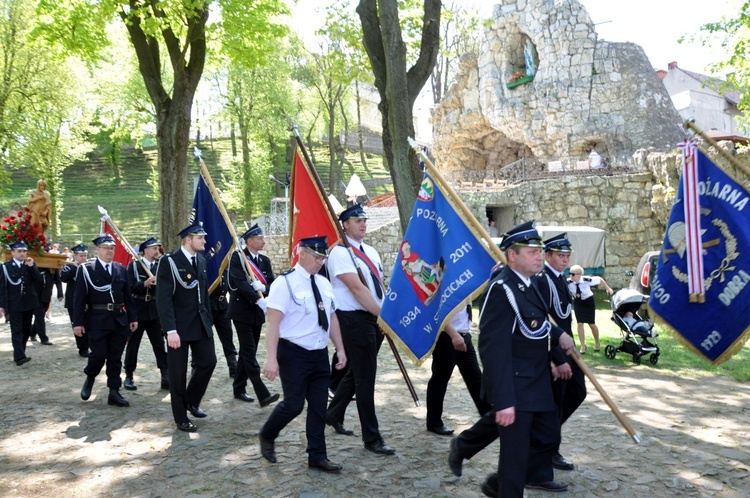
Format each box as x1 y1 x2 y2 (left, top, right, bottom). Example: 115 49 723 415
155 222 217 432
61 244 90 357
123 237 169 391
535 233 585 472
226 223 279 407
209 269 238 378
30 253 61 345
0 241 43 365
73 235 138 407
450 221 576 497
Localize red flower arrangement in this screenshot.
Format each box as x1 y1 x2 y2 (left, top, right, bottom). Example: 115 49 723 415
1 207 47 253
509 71 526 83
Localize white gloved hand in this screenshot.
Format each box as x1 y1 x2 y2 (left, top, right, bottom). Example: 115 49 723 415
257 297 268 313
251 280 265 292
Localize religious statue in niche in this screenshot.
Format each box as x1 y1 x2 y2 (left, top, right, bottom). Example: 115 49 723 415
524 37 537 77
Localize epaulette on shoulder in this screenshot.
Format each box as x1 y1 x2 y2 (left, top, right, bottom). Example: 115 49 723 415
61 265 73 273
583 276 593 282
280 268 295 276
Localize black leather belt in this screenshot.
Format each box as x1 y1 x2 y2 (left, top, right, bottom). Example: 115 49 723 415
133 295 153 301
89 303 125 311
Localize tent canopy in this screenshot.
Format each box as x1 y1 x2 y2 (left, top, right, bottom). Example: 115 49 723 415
537 225 606 271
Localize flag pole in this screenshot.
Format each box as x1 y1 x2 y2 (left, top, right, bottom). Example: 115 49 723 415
408 139 506 265
684 120 750 178
97 206 152 277
291 127 421 407
193 148 263 298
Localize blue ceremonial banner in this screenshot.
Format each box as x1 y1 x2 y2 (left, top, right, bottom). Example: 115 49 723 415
650 146 750 364
378 172 498 365
191 175 236 293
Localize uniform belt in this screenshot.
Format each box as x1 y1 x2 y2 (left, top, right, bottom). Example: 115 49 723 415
89 303 125 311
133 295 153 301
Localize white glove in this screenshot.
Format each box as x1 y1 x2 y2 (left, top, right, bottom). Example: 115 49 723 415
257 297 268 313
251 280 265 292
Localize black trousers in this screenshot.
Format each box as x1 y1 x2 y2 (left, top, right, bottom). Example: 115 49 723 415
426 331 490 428
329 351 348 391
495 409 559 497
326 310 384 444
212 306 237 365
8 310 33 362
167 331 217 424
261 339 330 461
123 318 168 373
30 304 49 341
84 326 130 389
67 308 89 355
232 320 270 399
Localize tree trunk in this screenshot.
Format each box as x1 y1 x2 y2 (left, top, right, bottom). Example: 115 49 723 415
355 81 368 169
357 0 441 232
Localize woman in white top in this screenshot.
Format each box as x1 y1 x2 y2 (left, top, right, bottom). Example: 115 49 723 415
568 265 613 354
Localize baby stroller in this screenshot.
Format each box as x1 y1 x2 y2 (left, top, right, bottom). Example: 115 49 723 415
605 289 660 365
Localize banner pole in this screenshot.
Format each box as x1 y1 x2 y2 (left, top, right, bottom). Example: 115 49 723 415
684 120 750 178
97 207 152 277
194 148 263 298
290 127 421 407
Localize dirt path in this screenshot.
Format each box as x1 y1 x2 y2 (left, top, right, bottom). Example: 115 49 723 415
1 300 748 497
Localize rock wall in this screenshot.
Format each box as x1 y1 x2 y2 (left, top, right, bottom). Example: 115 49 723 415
431 0 685 176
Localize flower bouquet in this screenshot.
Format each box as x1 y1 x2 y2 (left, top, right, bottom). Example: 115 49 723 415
1 207 46 253
1 207 65 268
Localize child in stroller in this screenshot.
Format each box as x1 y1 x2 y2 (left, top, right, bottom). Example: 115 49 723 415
605 289 661 365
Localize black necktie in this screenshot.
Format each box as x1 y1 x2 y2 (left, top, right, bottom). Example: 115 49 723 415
191 256 197 273
310 275 329 331
575 283 582 299
105 264 110 275
360 244 383 299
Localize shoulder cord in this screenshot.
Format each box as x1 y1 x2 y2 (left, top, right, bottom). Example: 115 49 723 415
80 263 114 302
545 273 571 319
283 273 303 306
501 282 550 340
166 255 200 304
2 264 22 286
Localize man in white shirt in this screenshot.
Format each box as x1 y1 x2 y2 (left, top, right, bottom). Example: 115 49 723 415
260 236 347 472
324 204 395 455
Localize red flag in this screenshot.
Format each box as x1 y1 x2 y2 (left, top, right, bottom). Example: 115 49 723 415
289 141 341 264
102 220 133 267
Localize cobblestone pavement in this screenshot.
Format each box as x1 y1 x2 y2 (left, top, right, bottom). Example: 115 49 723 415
1 300 749 497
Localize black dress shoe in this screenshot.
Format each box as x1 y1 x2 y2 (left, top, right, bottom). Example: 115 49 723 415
40 340 53 346
326 417 355 436
552 452 575 471
177 421 198 432
124 375 137 391
107 389 130 407
187 405 207 418
308 458 342 472
79 350 90 358
234 392 255 402
481 473 498 497
525 481 568 492
15 357 31 366
448 438 463 477
427 425 454 436
81 375 95 400
364 439 395 455
259 393 280 407
259 434 276 463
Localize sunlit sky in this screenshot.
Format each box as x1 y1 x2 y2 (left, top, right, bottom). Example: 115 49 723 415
293 0 743 74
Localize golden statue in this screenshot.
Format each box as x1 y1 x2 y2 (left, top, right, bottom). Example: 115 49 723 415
27 179 52 235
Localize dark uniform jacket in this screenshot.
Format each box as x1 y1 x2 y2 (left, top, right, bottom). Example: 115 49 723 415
155 249 212 341
535 265 574 367
36 267 61 305
478 265 565 413
60 262 79 309
72 260 136 331
128 259 159 322
209 270 230 313
0 260 43 312
225 249 275 325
